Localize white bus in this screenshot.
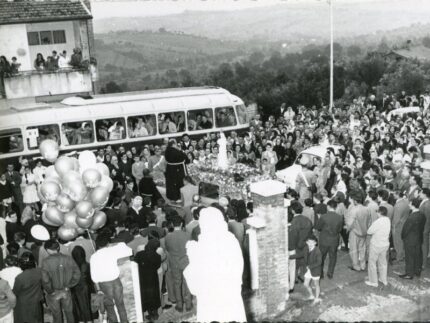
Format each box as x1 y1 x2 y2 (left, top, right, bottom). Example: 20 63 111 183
0 86 249 167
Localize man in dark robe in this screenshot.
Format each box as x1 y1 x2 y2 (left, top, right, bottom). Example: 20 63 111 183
139 169 163 207
164 139 188 202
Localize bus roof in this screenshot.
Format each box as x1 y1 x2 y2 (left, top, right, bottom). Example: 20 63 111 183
0 86 243 129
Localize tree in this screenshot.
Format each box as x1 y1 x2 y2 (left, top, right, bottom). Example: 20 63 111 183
423 36 430 48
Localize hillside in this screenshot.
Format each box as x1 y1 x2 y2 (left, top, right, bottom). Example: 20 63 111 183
94 0 430 42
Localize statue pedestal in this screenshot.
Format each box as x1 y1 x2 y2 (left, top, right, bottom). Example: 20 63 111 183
118 257 143 322
247 180 289 320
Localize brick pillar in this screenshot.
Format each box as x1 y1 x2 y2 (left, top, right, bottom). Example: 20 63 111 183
247 180 289 320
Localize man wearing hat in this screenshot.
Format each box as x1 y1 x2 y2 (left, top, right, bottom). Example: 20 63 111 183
41 239 81 323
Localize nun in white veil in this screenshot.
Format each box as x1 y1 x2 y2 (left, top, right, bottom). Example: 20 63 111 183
184 207 246 322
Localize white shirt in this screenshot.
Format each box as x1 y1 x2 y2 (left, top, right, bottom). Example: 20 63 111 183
0 266 22 288
367 216 391 248
90 243 132 283
58 55 69 68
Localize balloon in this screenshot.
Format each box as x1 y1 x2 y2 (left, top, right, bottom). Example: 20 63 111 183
62 171 83 188
63 210 79 229
76 227 86 235
42 213 59 227
82 168 101 188
37 185 48 204
40 181 61 202
95 163 110 177
79 150 97 171
55 156 75 177
70 157 80 171
31 224 50 241
75 201 95 219
56 193 76 213
63 181 88 202
90 210 107 230
45 165 61 181
40 139 59 163
90 187 110 209
57 225 77 241
76 216 94 229
98 175 114 192
45 205 65 226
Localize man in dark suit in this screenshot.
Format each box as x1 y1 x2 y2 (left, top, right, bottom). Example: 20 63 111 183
392 190 409 261
289 201 313 280
420 188 430 269
315 199 343 279
4 164 23 214
141 212 165 239
400 198 426 279
165 215 192 312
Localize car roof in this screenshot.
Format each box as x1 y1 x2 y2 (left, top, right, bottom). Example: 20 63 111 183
299 145 342 158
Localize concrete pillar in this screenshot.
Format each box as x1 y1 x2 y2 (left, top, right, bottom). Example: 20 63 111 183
247 180 289 320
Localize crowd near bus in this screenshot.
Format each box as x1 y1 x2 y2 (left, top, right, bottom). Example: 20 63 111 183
0 88 430 321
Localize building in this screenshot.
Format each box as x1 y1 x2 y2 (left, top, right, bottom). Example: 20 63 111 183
0 0 95 105
385 45 430 62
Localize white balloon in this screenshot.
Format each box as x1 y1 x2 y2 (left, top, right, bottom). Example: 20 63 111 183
79 150 97 171
31 224 50 241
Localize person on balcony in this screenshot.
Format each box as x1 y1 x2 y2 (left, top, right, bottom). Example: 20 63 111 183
0 56 11 98
51 51 60 69
34 53 45 71
10 57 21 75
58 50 70 69
70 48 83 69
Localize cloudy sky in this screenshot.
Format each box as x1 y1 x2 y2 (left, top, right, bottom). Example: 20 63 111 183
91 0 383 19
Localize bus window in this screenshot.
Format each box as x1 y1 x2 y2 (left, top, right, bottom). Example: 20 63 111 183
61 121 94 146
215 107 237 128
128 114 156 138
158 112 185 134
0 128 23 154
96 118 126 142
236 104 249 124
26 124 60 150
187 109 213 131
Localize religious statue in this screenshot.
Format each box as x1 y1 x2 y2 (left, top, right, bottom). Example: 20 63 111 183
217 132 228 170
184 207 246 322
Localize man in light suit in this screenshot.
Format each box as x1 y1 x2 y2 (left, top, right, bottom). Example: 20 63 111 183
392 190 410 261
420 188 430 268
165 215 192 312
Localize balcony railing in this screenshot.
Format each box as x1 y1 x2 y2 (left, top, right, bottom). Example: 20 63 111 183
4 68 92 99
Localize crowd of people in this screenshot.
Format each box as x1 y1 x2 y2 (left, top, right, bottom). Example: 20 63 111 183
0 89 430 321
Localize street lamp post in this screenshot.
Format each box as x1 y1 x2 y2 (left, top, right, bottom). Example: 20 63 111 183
329 0 334 110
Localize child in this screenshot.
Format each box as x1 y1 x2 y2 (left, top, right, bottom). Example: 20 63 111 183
10 57 20 74
303 235 322 304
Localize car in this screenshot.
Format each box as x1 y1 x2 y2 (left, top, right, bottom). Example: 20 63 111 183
275 144 342 190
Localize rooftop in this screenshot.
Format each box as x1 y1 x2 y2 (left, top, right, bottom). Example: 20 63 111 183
0 0 92 25
389 45 430 61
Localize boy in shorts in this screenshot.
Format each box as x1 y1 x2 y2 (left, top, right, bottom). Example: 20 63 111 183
303 235 322 304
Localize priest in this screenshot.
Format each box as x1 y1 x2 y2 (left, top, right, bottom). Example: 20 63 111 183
164 139 188 203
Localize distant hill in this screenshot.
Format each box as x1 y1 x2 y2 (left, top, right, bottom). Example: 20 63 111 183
94 0 430 42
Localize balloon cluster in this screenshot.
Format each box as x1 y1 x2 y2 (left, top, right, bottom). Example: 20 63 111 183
39 140 113 241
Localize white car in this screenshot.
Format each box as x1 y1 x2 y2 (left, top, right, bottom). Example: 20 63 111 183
276 145 341 189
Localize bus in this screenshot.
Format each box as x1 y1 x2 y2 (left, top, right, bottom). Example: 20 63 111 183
0 86 249 168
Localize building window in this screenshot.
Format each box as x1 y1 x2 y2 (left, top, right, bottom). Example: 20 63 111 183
27 32 40 46
39 31 53 45
53 30 66 44
27 30 66 46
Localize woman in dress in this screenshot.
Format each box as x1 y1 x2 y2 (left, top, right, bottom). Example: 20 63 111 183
34 53 45 71
21 167 39 208
134 236 162 321
13 253 44 323
71 246 96 323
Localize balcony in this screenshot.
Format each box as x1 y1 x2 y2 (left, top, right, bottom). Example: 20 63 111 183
4 68 92 100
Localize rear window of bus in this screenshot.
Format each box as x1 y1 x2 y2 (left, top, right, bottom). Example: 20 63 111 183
0 128 23 154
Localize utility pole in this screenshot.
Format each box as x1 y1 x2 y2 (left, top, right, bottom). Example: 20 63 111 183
329 0 334 110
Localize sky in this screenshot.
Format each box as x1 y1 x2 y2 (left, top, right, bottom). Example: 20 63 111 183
91 0 382 19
